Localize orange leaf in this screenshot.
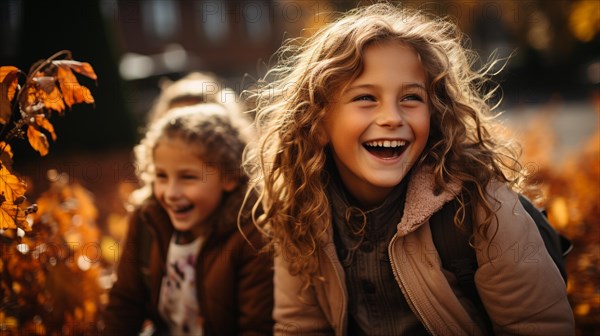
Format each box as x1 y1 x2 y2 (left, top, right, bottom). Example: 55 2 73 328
40 86 65 114
34 115 57 141
53 60 97 80
0 162 29 230
27 75 65 114
0 142 13 158
0 66 19 124
0 66 19 100
0 205 18 229
0 203 29 231
0 145 13 174
0 162 26 201
56 67 94 108
27 125 49 156
23 86 45 115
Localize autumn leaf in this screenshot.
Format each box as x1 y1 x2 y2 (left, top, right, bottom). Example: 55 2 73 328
0 162 26 200
0 66 19 124
0 66 18 100
31 76 65 114
56 66 94 109
0 142 14 171
53 60 97 80
0 203 29 231
0 162 28 230
24 84 64 116
27 125 49 156
40 85 66 113
34 115 57 141
0 142 13 158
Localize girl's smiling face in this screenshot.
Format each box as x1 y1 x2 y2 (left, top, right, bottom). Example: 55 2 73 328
152 136 237 237
323 42 430 207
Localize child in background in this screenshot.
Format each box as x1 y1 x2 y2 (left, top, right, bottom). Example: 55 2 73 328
148 71 243 122
104 104 273 335
132 71 252 208
245 3 574 335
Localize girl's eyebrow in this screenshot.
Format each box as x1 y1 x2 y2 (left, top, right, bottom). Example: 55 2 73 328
344 82 426 93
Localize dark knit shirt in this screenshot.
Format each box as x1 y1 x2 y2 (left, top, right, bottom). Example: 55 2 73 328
328 172 428 336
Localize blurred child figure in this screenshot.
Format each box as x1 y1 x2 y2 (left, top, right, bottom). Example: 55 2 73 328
104 104 273 335
245 3 574 335
148 71 243 122
134 72 251 201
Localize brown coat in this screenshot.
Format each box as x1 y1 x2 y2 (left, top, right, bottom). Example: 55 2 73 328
103 194 274 335
273 167 574 335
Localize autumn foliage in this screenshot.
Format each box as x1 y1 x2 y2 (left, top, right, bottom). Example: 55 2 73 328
0 52 100 334
0 50 96 233
0 171 105 335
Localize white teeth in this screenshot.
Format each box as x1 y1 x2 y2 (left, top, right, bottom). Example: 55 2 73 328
365 140 406 147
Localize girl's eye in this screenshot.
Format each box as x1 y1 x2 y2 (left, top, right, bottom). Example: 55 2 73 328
402 94 424 102
352 94 376 102
182 175 198 180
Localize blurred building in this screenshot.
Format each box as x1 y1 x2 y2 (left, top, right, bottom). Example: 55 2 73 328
3 0 596 125
102 0 340 121
111 1 289 79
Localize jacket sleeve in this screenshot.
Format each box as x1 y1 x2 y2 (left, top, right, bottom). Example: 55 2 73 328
236 222 275 335
473 184 575 336
102 210 150 335
273 254 334 335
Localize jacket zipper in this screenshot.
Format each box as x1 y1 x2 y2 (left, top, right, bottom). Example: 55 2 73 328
388 234 435 335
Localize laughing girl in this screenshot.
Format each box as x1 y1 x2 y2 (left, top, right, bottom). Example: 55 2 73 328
244 3 573 335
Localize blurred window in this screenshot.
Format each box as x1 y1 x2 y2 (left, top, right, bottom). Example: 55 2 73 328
142 0 180 41
196 0 229 43
244 1 270 43
0 0 22 58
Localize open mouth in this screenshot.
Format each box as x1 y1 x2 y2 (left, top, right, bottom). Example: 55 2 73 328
363 140 408 159
170 204 194 214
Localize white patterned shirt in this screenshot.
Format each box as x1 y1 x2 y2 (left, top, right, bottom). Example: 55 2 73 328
158 235 204 335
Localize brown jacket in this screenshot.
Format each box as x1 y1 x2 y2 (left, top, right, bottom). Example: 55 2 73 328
273 167 574 335
103 193 274 335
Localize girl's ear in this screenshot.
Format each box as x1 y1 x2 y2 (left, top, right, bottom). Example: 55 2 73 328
221 175 238 192
317 120 330 146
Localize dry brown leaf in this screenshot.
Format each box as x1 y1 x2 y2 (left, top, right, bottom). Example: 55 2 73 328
0 66 18 100
34 115 57 141
27 76 66 113
0 66 19 124
0 203 29 231
53 60 97 80
40 85 66 113
26 125 49 156
56 67 94 108
0 142 12 158
0 163 28 230
33 76 55 93
0 163 26 200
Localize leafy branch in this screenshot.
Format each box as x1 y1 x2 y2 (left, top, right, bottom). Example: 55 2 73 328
0 50 96 233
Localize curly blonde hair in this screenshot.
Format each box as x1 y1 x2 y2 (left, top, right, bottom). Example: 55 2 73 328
148 72 244 123
244 3 525 286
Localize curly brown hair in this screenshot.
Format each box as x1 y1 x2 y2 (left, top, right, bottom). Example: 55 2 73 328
244 3 526 288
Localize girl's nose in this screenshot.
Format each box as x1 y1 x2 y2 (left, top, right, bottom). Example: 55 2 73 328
164 181 182 200
375 102 404 128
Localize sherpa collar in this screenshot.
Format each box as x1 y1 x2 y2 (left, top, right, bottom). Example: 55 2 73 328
395 166 461 237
